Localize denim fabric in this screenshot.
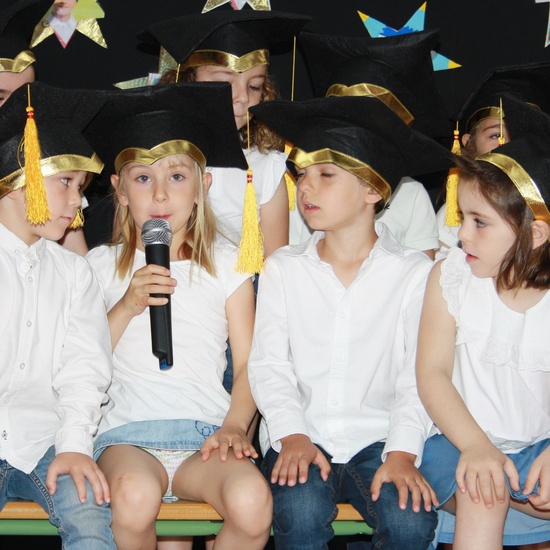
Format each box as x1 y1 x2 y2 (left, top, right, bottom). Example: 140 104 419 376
421 434 550 547
0 446 115 549
93 419 220 460
262 442 437 550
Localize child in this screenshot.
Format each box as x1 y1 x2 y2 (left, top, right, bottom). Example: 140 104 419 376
0 81 115 548
417 97 550 549
295 29 451 258
247 95 451 549
437 61 550 249
86 82 272 550
142 9 310 272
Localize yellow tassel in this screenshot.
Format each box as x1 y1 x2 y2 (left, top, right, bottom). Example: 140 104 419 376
236 168 264 274
69 207 84 229
23 86 50 225
497 97 506 146
444 122 461 227
284 141 296 211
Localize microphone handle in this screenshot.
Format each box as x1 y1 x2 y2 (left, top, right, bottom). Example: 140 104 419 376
145 243 173 370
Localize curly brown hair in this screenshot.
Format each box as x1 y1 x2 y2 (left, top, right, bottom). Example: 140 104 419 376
159 66 285 154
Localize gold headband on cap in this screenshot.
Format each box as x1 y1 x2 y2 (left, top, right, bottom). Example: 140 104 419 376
326 83 414 127
288 147 392 204
0 50 35 73
115 140 206 174
479 151 550 227
466 106 503 134
183 49 269 73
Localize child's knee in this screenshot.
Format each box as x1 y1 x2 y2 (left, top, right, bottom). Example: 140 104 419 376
110 473 163 525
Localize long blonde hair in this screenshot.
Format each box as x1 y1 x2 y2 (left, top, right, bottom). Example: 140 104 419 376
111 156 217 279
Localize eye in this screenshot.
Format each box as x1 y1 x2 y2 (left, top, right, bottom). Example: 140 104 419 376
295 171 305 180
474 217 487 227
59 176 71 186
249 84 262 92
170 173 185 182
136 174 151 184
320 171 334 178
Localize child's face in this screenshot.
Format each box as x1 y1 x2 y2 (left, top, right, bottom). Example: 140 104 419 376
195 64 267 131
462 117 511 156
7 170 85 245
295 162 381 233
457 177 516 279
0 66 35 107
112 154 210 250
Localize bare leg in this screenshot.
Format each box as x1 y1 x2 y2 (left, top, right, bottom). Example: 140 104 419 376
98 445 168 550
157 538 193 550
171 450 272 550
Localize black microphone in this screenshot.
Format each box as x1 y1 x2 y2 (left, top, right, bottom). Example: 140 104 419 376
141 218 173 370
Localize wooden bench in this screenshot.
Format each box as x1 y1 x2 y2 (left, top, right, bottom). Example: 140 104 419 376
0 500 372 537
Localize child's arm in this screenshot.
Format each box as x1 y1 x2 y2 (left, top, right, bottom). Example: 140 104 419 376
107 264 177 349
200 278 258 462
416 262 520 507
259 177 289 257
524 445 550 509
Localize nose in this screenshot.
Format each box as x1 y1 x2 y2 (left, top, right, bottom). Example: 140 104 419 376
296 171 312 194
153 182 168 202
68 185 82 207
457 221 468 243
232 80 249 107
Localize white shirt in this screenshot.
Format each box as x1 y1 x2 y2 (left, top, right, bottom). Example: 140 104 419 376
249 224 433 463
47 13 77 46
207 148 287 247
436 204 460 249
440 247 550 452
0 223 112 473
86 240 250 434
290 177 439 253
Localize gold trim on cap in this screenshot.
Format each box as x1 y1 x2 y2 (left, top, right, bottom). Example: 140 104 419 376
0 152 103 200
326 83 414 126
115 140 207 174
183 49 269 72
466 106 503 134
479 151 550 227
0 51 35 73
288 147 391 204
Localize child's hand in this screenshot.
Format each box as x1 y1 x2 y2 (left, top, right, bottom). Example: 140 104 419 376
271 434 331 487
200 425 258 462
457 442 519 508
121 264 176 318
46 452 110 506
371 451 438 513
524 445 550 510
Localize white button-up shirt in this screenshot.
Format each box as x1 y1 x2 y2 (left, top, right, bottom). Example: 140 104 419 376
0 224 112 473
249 224 433 464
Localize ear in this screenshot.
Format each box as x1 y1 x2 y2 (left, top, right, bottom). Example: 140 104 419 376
365 185 383 205
111 173 128 207
461 133 471 148
196 171 212 204
531 220 550 250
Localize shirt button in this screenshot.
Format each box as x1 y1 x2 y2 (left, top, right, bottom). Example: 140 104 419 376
26 320 32 327
2 431 7 440
19 363 26 369
14 249 20 255
27 276 33 283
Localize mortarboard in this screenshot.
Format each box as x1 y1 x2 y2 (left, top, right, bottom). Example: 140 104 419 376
299 29 451 139
250 96 452 205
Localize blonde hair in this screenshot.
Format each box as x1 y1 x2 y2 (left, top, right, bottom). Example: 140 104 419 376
111 156 217 280
159 67 285 154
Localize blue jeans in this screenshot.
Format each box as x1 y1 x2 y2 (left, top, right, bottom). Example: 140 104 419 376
0 446 115 549
262 442 437 550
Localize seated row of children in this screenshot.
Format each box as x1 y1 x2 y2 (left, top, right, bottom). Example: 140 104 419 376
1 3 550 550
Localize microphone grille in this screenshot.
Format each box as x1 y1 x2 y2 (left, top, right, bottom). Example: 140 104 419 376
141 218 173 246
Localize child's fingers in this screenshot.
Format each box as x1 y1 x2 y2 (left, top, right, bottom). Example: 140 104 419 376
86 469 108 506
464 471 481 503
503 459 520 493
312 451 330 482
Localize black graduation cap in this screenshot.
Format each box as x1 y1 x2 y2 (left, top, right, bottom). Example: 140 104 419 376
84 82 248 175
299 29 451 139
459 61 550 135
0 81 106 223
0 0 51 73
140 10 310 73
478 134 550 226
250 96 452 204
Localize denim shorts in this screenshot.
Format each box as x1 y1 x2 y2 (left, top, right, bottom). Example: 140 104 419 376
420 434 550 547
94 418 220 460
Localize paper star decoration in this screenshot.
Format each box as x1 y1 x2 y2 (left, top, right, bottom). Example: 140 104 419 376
358 2 460 71
535 0 550 47
30 0 107 49
202 0 271 13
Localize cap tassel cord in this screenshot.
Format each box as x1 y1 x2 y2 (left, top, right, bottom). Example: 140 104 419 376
69 207 84 229
444 121 461 227
283 36 298 212
236 113 264 274
498 97 506 146
23 85 50 225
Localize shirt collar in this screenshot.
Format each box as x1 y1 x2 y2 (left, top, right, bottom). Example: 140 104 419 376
0 223 47 262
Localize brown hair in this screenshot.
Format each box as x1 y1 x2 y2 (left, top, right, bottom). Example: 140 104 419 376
159 66 285 153
111 157 217 280
456 154 550 291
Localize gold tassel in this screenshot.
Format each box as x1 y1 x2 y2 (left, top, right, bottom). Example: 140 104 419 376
23 85 50 225
498 97 505 146
444 122 461 227
175 63 181 83
69 207 84 229
236 168 264 274
284 141 296 211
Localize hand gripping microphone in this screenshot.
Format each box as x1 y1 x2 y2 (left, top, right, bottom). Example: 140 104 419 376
141 218 173 370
